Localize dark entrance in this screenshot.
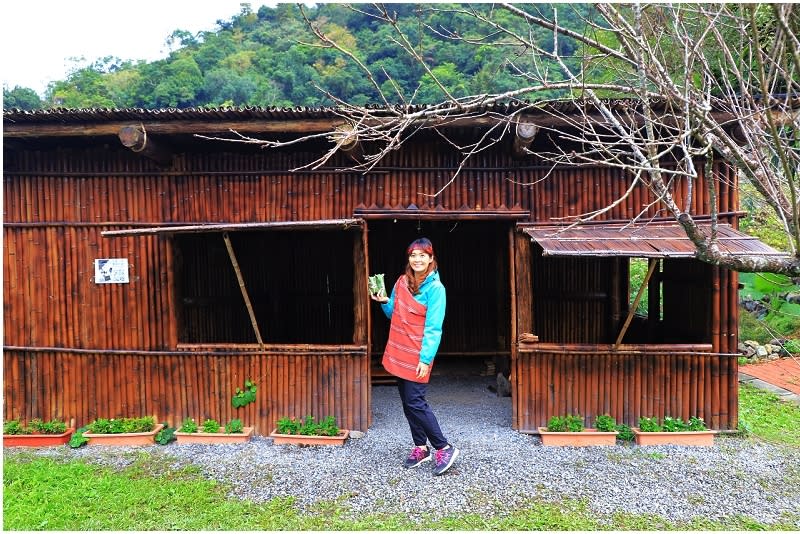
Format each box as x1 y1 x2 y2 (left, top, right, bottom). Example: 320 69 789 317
367 220 511 380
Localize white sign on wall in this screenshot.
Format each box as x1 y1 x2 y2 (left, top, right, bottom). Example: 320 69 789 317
94 258 130 284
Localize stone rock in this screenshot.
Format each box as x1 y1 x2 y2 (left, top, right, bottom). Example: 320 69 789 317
744 340 760 348
348 430 365 439
496 372 512 397
785 292 800 304
756 345 769 358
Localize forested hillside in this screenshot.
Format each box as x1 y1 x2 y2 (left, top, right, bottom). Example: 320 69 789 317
3 3 597 110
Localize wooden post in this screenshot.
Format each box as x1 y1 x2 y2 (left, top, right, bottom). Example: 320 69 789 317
118 124 172 166
513 122 539 158
222 232 264 346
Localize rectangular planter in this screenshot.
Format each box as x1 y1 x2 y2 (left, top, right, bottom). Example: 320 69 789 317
84 423 164 446
632 428 715 446
538 427 618 446
3 428 75 447
175 426 254 444
270 429 349 446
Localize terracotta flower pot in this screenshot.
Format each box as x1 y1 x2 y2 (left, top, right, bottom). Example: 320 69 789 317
175 426 254 444
84 423 164 446
3 428 75 447
269 429 349 446
632 428 715 446
538 427 618 446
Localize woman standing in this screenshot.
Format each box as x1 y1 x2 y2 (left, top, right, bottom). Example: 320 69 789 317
371 237 459 476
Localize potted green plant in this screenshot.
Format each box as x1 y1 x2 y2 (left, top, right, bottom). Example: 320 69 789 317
3 418 75 447
538 414 619 446
632 416 714 446
174 417 254 444
80 416 163 446
270 415 349 446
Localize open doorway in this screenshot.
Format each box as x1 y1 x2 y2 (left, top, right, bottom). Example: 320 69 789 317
367 220 512 383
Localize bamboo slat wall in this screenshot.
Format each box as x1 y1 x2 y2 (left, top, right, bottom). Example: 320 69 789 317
3 348 371 432
3 134 741 432
515 344 737 431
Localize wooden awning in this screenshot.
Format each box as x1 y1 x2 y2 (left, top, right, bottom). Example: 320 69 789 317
101 218 363 237
520 223 788 258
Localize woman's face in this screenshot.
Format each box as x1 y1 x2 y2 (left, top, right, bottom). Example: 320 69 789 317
408 249 433 274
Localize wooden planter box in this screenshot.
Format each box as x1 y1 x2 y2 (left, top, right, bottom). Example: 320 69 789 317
269 429 349 446
84 424 164 446
632 428 715 446
3 428 75 447
175 426 254 444
538 427 618 446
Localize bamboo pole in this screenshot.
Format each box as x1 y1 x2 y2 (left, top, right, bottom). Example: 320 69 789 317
222 232 264 346
614 259 657 349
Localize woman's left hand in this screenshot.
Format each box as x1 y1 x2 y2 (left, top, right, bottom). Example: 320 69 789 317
416 362 430 379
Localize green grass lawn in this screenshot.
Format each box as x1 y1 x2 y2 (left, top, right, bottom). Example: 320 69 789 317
4 383 800 531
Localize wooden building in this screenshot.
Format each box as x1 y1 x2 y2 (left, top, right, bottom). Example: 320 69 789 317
3 104 784 433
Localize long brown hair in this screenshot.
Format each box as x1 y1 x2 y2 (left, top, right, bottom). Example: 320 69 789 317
405 259 438 295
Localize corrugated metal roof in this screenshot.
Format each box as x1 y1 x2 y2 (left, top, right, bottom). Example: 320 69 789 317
521 223 788 258
1 98 686 126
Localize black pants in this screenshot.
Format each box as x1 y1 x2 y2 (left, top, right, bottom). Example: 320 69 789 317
396 377 448 450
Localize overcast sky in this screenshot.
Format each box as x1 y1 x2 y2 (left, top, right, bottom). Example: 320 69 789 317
1 0 255 96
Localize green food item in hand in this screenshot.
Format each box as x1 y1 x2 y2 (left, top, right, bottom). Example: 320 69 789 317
368 273 386 297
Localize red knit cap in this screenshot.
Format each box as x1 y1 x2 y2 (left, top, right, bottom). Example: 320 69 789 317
407 237 434 256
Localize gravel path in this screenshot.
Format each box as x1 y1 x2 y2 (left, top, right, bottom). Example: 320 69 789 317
10 375 800 527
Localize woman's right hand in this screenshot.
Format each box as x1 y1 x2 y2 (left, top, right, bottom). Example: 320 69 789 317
370 293 389 303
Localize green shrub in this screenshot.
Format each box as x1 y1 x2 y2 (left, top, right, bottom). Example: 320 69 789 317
202 419 221 433
155 425 176 445
3 420 26 435
225 418 244 433
29 418 67 434
546 414 584 432
179 418 198 433
88 416 155 434
638 416 661 432
275 415 339 436
615 423 635 441
593 414 616 432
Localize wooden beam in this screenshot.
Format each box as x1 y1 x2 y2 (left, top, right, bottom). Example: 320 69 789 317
118 124 173 166
614 258 658 349
222 232 264 347
513 121 539 157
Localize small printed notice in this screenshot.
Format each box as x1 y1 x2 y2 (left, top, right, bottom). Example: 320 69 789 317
94 258 130 284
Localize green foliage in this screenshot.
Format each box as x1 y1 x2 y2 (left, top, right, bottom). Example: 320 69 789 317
28 418 68 435
202 419 221 433
155 425 176 445
615 423 635 442
225 418 244 434
637 416 661 432
23 4 601 110
4 453 792 530
68 425 90 448
3 86 44 110
546 414 584 432
179 418 198 433
738 383 800 445
88 416 155 434
3 420 26 435
593 414 616 432
232 379 257 408
4 418 67 435
275 415 340 436
638 416 707 432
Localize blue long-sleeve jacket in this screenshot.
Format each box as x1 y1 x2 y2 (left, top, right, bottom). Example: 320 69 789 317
381 270 446 365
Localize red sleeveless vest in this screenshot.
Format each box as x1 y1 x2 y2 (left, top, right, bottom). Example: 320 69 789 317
381 276 431 383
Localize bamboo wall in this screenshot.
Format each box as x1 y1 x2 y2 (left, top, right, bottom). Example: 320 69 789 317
514 344 737 431
3 348 370 432
3 133 741 432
